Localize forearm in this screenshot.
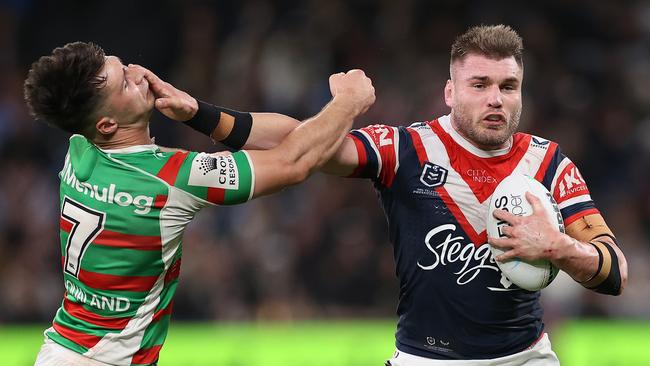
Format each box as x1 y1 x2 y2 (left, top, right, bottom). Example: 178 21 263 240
243 113 301 150
320 136 358 176
550 234 600 282
246 97 362 197
279 96 359 175
551 234 627 295
142 67 299 151
183 103 301 151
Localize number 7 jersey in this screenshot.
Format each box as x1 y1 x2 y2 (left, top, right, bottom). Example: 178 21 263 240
48 135 255 366
348 115 598 360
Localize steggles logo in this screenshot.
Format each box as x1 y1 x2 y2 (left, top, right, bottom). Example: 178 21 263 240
417 224 500 285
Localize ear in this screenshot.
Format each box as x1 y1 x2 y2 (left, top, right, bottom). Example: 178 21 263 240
444 79 453 109
96 117 118 136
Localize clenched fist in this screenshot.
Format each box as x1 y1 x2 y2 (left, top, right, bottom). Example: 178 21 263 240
329 69 376 116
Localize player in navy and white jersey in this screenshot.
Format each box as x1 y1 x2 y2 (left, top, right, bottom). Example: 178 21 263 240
318 25 628 365
156 24 628 365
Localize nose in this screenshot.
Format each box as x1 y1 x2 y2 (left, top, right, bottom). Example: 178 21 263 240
125 64 145 85
487 84 503 108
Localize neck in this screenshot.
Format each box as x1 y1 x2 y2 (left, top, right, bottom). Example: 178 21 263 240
93 123 154 149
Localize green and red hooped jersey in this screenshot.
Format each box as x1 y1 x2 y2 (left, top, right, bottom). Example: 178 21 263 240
46 135 254 365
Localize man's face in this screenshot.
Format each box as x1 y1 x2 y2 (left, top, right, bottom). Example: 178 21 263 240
97 56 155 125
445 54 523 150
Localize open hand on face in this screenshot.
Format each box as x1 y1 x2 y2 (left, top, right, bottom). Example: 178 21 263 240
134 64 198 122
488 192 569 263
328 69 376 115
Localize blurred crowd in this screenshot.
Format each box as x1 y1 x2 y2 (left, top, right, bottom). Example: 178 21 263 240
0 0 649 326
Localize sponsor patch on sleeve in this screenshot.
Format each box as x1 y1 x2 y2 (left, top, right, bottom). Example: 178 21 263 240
188 153 239 189
553 162 590 203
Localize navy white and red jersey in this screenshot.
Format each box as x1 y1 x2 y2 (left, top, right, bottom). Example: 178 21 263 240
348 115 598 360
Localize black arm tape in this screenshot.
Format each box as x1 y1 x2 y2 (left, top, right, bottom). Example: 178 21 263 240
583 240 622 295
182 101 253 150
183 100 222 137
220 108 252 150
593 233 618 245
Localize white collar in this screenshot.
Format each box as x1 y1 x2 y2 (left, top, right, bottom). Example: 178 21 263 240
438 115 512 158
99 145 159 154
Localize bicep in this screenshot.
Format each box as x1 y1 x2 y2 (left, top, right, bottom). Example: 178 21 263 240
246 149 304 199
173 151 254 206
320 136 359 176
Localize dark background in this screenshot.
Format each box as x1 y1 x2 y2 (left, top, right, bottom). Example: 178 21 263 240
0 0 648 325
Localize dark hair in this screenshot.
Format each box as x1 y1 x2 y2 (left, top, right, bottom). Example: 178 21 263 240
451 25 523 67
24 42 107 136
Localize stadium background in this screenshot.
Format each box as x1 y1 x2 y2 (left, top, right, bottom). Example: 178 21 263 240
0 0 649 364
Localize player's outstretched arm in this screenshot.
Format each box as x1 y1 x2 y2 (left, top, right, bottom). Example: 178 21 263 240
319 136 359 177
243 113 301 150
246 70 375 197
138 65 300 150
489 192 628 295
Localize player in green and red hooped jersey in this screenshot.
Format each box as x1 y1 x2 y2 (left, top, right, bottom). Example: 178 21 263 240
25 41 375 366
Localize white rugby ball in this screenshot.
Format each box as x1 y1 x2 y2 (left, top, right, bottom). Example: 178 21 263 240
486 173 564 291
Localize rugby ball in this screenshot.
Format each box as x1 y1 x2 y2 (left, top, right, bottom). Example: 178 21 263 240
486 173 564 291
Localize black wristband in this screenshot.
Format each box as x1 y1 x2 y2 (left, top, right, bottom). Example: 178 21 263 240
221 109 252 150
182 100 252 150
183 100 221 137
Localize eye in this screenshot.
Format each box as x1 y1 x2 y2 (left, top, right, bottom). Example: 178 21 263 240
473 83 485 89
501 85 516 91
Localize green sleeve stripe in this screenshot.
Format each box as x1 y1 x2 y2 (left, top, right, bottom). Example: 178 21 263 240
242 150 255 201
221 151 253 205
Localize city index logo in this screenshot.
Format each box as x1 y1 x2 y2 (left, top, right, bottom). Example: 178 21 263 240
61 160 154 215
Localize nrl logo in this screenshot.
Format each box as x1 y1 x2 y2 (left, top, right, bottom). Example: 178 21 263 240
420 162 448 187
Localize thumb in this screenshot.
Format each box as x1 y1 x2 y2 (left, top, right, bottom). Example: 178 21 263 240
155 98 170 110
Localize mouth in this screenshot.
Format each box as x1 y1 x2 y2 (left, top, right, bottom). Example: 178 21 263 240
482 113 506 127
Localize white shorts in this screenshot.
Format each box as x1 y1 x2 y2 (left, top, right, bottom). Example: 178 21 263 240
386 333 560 366
34 338 113 366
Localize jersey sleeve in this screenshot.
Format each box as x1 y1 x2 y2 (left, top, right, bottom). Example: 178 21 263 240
159 150 254 206
540 146 599 225
348 124 404 187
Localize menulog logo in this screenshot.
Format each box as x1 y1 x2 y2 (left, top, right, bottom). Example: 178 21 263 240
61 160 153 214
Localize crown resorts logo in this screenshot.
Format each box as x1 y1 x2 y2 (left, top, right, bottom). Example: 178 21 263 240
198 156 220 175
